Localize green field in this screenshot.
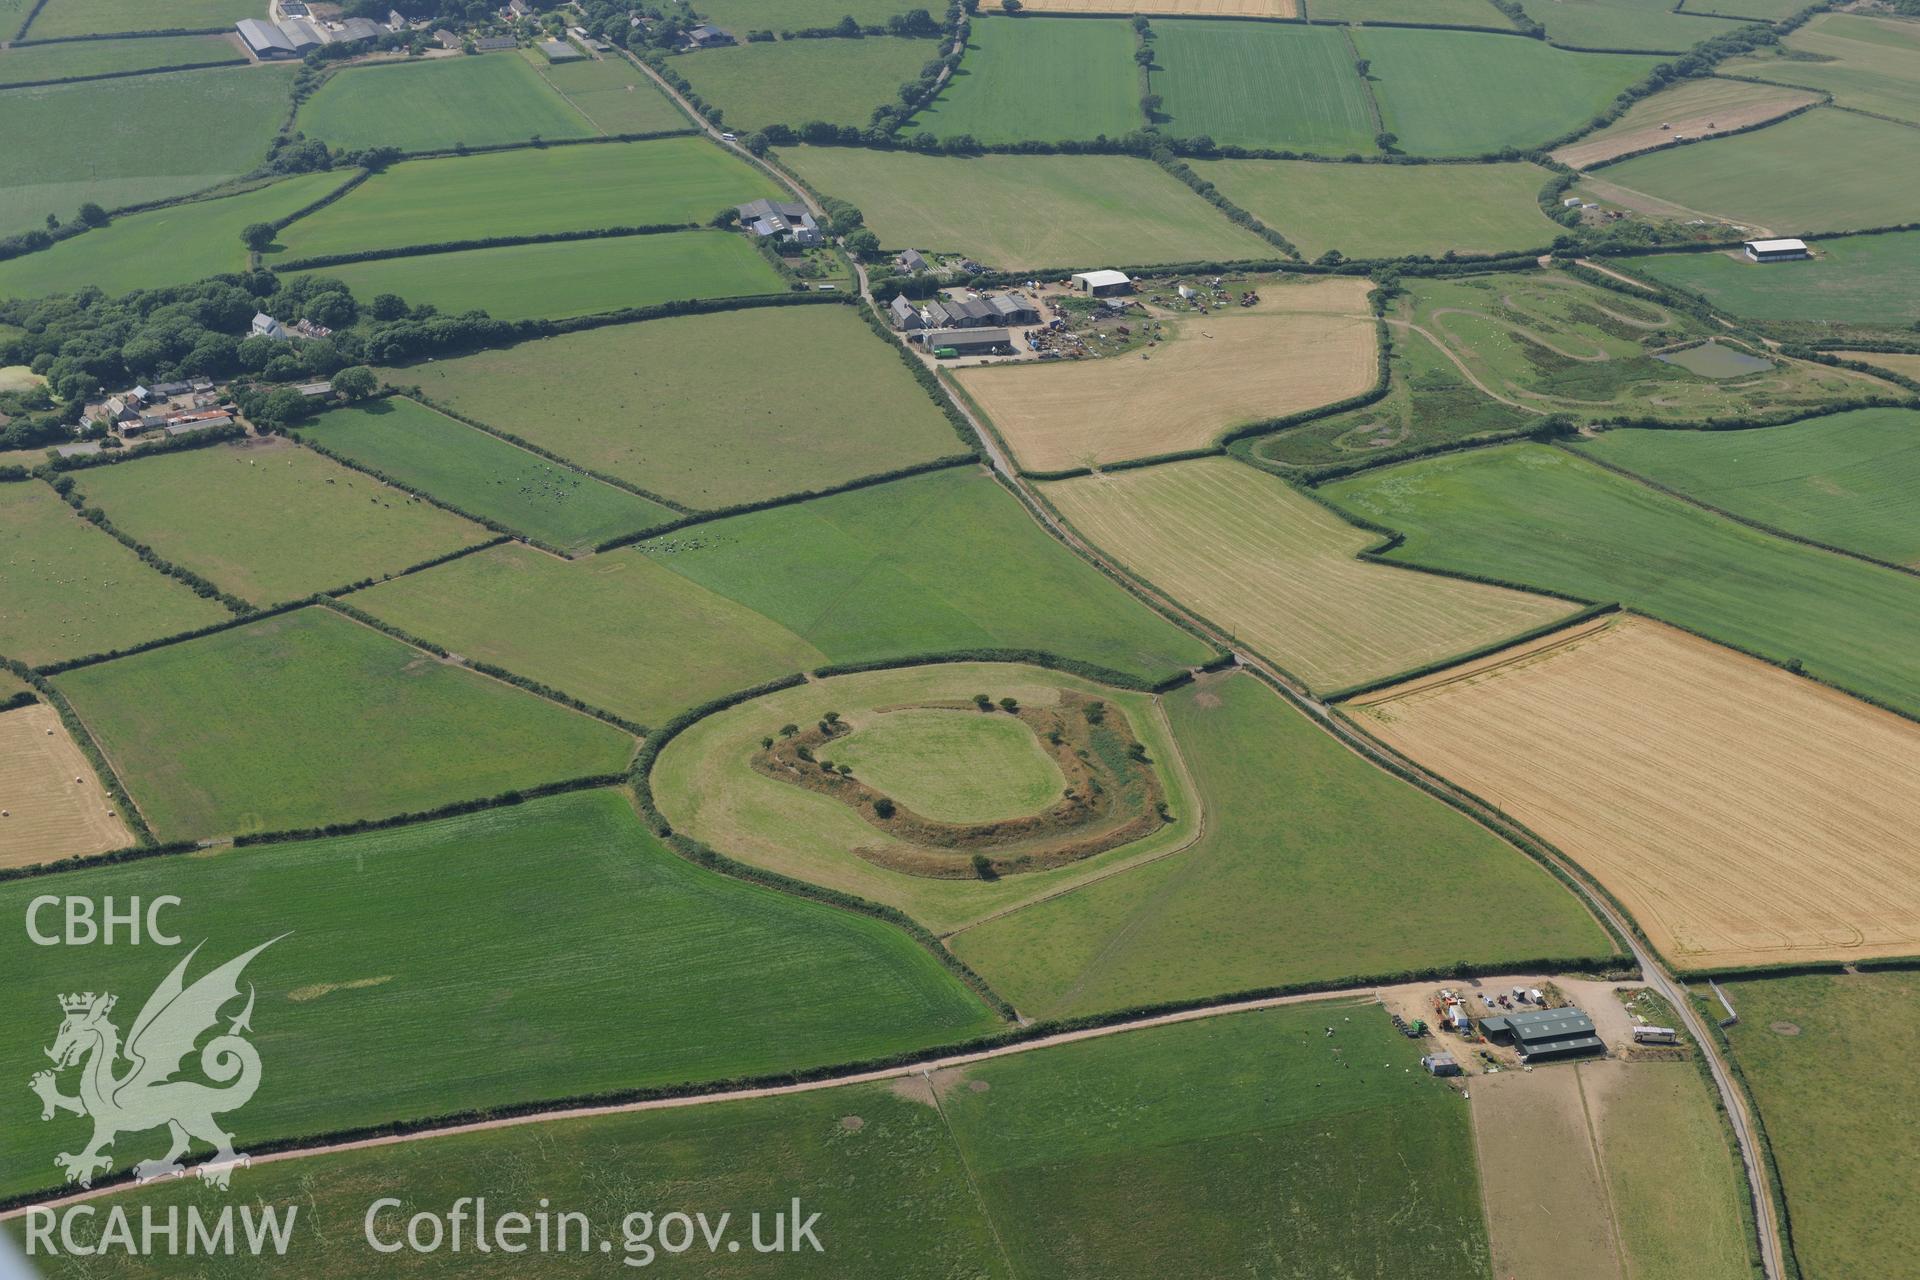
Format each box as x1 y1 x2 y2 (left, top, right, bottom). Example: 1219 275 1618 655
287 229 785 322
71 439 489 605
906 15 1138 143
1311 0 1523 25
1192 157 1559 259
382 306 962 509
1515 0 1746 52
1576 409 1920 567
828 706 1064 822
2 998 1488 1277
1679 0 1801 15
696 0 932 28
1151 21 1377 153
0 32 241 86
350 541 827 727
954 672 1612 1016
535 51 689 133
1708 969 1920 1280
299 397 676 552
0 63 296 236
21 0 255 37
1594 108 1920 234
644 467 1218 682
295 53 595 154
1619 232 1920 335
1250 302 1531 471
0 479 228 666
675 35 940 132
0 171 349 300
1731 12 1920 125
54 607 634 840
779 146 1276 269
1354 27 1659 155
276 136 782 259
0 788 998 1204
1326 443 1920 716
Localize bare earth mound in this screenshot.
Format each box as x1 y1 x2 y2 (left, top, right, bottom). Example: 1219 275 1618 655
1347 614 1920 969
958 277 1375 472
1042 457 1575 693
0 703 133 868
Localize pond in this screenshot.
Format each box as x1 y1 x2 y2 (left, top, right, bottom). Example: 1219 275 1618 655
1654 341 1774 379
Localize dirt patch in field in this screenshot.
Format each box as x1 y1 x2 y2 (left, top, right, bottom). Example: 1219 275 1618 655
1470 1067 1622 1280
1348 614 1920 969
1770 1021 1801 1036
957 278 1375 472
839 1115 865 1131
287 975 395 1003
0 704 134 869
1554 88 1822 169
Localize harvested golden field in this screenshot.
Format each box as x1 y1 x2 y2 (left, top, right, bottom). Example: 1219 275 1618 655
985 0 1294 12
1347 614 1920 969
0 703 133 868
1552 77 1821 169
1470 1067 1622 1280
1834 350 1920 381
1040 457 1574 692
957 278 1375 472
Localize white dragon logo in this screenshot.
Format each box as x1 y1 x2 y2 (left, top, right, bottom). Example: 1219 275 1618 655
29 938 281 1191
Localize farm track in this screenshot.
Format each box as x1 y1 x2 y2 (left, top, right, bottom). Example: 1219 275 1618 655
213 64 1787 1275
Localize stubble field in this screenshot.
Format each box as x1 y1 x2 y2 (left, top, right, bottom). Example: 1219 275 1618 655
1551 76 1820 169
0 702 132 868
1345 614 1920 969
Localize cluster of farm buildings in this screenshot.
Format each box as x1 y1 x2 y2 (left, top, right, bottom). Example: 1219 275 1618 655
886 270 1135 358
1414 987 1677 1078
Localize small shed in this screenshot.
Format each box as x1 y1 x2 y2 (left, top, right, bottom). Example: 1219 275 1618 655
1421 1053 1461 1077
1071 269 1133 297
1744 238 1810 263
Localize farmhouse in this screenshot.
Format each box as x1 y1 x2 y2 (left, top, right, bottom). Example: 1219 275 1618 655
1072 269 1133 297
896 248 930 273
435 28 461 47
251 312 291 340
921 328 1015 356
388 8 407 28
682 22 735 47
737 198 823 246
1744 238 1810 263
1478 1006 1604 1063
889 295 925 330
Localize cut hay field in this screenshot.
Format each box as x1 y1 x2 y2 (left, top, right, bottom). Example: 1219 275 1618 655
382 306 962 510
535 52 687 134
0 702 132 868
952 671 1614 1017
0 788 999 1205
654 662 1200 932
1191 158 1561 260
1592 108 1920 234
957 277 1375 471
675 36 940 132
299 397 675 552
0 479 228 666
294 52 595 154
0 63 296 236
71 438 489 606
1551 75 1820 169
0 171 350 300
276 136 782 259
644 467 1218 683
1708 969 1920 1280
1576 408 1920 566
1041 457 1575 693
694 0 932 27
350 541 827 728
990 0 1293 12
287 228 784 322
53 607 634 841
1327 443 1920 716
1840 350 1920 382
1354 27 1660 155
1469 1067 1623 1280
1583 1059 1755 1280
0 32 241 87
1513 0 1747 52
1680 0 1801 15
1150 21 1377 153
1311 0 1519 23
1405 269 1891 422
1249 300 1531 471
1346 614 1920 969
21 0 255 37
1618 232 1920 332
779 146 1276 270
907 16 1139 143
1 998 1488 1277
1729 12 1920 125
